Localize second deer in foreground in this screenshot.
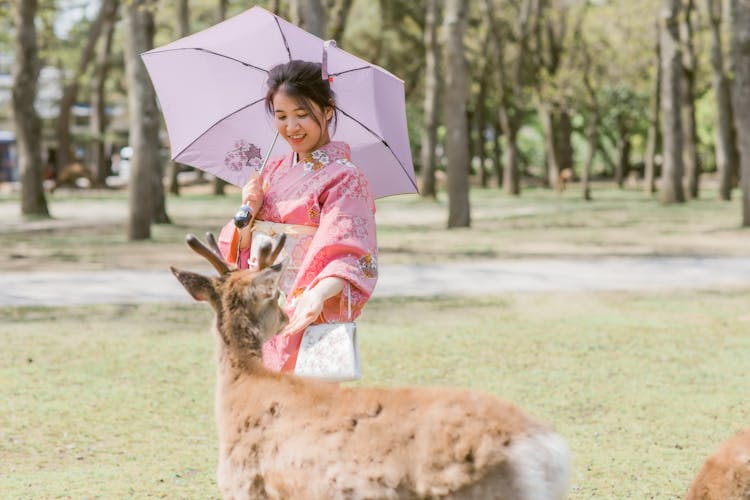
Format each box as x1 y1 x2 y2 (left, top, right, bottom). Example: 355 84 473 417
684 426 750 500
172 233 571 499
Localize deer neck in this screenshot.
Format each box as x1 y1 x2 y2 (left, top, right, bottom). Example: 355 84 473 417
213 313 266 367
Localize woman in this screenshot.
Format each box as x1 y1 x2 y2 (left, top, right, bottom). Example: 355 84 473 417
217 60 378 373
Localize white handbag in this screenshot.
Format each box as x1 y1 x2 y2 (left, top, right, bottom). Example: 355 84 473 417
294 285 361 382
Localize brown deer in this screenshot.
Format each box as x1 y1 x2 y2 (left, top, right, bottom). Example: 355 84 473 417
685 427 750 500
50 162 97 192
171 233 571 499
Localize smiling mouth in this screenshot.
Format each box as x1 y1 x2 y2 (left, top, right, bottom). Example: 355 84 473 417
288 134 305 142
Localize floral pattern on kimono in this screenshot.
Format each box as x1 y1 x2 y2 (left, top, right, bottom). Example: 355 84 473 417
217 141 378 372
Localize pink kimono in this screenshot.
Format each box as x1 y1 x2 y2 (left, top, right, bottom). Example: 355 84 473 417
218 141 378 372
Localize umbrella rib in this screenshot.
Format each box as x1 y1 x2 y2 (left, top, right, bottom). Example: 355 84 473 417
274 17 293 61
337 108 417 193
172 97 267 161
330 66 370 77
147 47 269 74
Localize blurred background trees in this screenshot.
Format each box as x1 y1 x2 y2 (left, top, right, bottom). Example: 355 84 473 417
1 0 749 237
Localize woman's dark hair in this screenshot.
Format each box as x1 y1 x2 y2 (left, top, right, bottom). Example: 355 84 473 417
265 60 337 132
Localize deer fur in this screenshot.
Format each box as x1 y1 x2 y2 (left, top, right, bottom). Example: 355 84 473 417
685 427 750 500
172 233 571 499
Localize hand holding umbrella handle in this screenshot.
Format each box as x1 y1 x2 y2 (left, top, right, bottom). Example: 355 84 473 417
233 130 279 229
233 204 253 229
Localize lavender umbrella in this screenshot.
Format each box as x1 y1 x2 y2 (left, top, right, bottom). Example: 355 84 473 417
141 6 416 199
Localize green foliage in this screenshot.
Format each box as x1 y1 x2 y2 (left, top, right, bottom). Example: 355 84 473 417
0 0 735 190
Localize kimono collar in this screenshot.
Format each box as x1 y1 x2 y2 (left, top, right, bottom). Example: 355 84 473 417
298 141 352 167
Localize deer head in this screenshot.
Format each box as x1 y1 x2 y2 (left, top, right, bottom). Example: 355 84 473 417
171 233 288 357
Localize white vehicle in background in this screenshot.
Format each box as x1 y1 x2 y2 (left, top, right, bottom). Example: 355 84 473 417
113 146 132 181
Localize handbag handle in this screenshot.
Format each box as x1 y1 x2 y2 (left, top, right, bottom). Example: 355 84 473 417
337 281 353 322
346 282 352 321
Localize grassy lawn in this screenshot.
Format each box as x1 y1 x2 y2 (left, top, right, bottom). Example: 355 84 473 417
2 290 750 498
1 185 749 498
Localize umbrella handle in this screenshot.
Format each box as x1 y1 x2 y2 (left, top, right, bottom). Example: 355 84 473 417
234 129 280 265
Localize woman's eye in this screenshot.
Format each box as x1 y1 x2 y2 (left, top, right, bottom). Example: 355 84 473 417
297 113 308 119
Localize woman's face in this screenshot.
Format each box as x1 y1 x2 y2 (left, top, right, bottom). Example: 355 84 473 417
272 89 332 155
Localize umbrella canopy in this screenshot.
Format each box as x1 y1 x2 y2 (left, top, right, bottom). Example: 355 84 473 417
141 6 416 199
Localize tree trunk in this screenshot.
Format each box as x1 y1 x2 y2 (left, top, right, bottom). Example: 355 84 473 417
56 0 112 174
539 103 559 189
707 0 738 200
474 76 489 188
732 0 750 225
503 127 520 195
484 0 534 196
124 0 163 238
90 0 119 188
213 0 228 196
328 0 354 42
420 0 439 199
582 119 596 201
681 0 700 199
167 0 192 196
491 114 503 188
13 0 49 217
644 21 661 195
292 0 326 38
659 0 685 204
615 121 630 188
556 110 573 175
443 0 470 228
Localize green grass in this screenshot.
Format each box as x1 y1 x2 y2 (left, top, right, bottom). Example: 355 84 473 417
2 290 749 498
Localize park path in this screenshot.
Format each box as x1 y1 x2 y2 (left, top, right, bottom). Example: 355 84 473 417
2 256 750 307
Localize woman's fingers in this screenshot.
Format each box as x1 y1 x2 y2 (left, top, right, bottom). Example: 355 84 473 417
278 293 323 337
279 312 315 337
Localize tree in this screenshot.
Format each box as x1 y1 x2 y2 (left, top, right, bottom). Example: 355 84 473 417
707 0 739 201
12 0 49 217
484 0 538 196
419 0 439 199
572 10 600 201
328 0 354 42
123 0 164 239
644 21 661 194
168 0 191 196
536 0 573 190
732 0 750 225
56 0 116 174
680 0 700 199
443 0 470 228
213 0 228 196
90 0 119 187
290 0 325 38
659 0 685 204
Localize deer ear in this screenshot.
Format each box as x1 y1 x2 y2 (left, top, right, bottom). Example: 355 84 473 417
171 266 214 302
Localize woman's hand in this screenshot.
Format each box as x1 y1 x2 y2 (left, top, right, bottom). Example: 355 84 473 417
278 277 346 337
241 172 263 217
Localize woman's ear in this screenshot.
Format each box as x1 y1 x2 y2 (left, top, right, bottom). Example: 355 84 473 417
325 106 334 121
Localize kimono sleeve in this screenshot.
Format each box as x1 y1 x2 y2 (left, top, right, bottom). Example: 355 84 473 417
301 166 378 322
217 220 250 270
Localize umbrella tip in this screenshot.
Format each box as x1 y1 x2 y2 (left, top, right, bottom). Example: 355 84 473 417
322 40 337 81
